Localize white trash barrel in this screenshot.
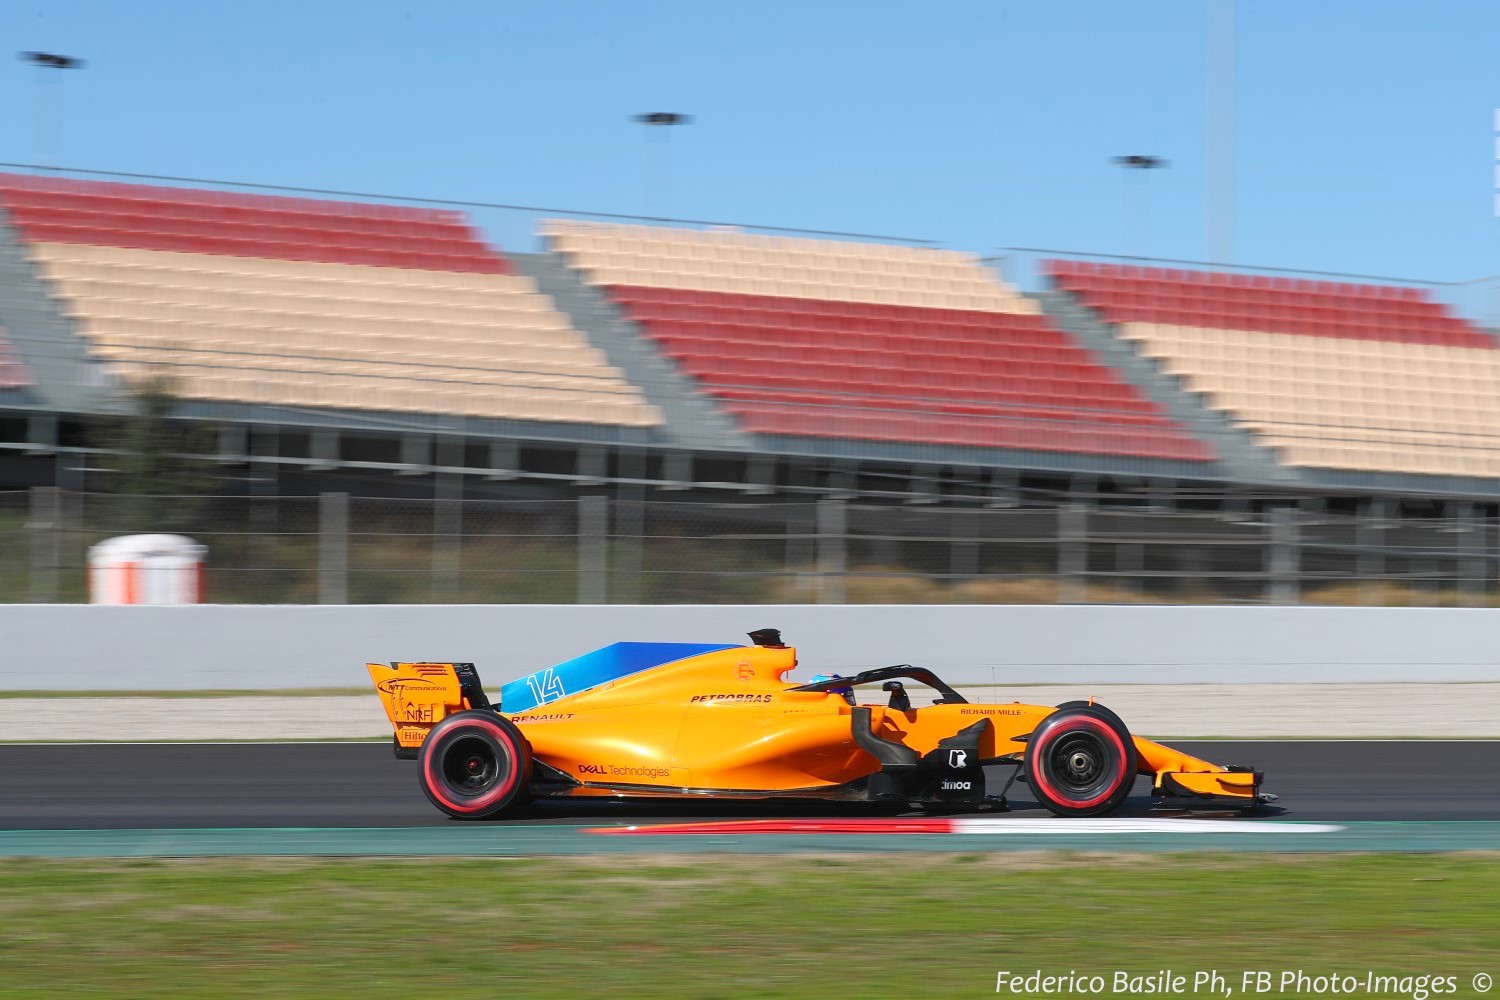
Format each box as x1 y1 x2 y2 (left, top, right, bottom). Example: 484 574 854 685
88 534 207 605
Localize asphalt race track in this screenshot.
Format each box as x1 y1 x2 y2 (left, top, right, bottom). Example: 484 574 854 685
2 740 1494 831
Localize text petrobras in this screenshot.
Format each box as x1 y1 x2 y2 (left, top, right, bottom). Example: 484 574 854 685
994 970 1473 999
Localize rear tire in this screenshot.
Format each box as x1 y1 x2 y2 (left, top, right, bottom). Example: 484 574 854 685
1024 705 1136 817
418 711 532 820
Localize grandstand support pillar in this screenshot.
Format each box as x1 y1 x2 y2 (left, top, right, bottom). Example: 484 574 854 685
26 485 60 603
54 450 84 492
785 501 817 601
947 464 984 505
399 435 429 475
432 449 463 603
216 424 248 464
578 495 610 605
986 471 1018 508
25 411 57 456
950 507 979 582
1057 502 1088 604
577 446 608 487
1267 506 1300 605
310 430 339 472
660 451 691 490
1457 502 1486 608
829 462 858 500
1356 498 1389 606
816 497 847 604
318 492 349 605
249 425 281 578
486 439 519 480
904 465 938 504
612 448 646 604
742 454 776 495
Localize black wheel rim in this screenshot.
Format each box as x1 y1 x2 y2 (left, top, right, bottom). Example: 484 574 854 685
1046 730 1114 798
440 735 503 797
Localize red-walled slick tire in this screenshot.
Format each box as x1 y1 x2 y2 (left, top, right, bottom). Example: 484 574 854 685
1023 705 1137 817
418 711 532 820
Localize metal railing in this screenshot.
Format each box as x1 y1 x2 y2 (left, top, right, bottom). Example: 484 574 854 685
4 489 1498 606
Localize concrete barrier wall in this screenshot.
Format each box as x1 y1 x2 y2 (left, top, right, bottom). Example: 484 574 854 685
2 604 1499 691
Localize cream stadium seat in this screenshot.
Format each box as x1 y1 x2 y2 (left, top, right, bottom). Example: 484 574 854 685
543 217 1036 315
1107 313 1500 478
25 238 659 427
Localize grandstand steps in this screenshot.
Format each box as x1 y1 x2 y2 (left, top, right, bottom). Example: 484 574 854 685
511 252 750 453
1034 289 1289 485
0 212 111 417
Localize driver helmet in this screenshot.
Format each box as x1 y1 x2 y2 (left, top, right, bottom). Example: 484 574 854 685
808 673 853 698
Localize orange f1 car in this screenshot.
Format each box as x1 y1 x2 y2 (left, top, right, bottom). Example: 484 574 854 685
367 629 1273 819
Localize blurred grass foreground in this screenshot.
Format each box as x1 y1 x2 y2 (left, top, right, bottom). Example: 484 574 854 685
3 854 1497 998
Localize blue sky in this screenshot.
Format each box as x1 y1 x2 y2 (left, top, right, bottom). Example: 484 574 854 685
3 1 1499 283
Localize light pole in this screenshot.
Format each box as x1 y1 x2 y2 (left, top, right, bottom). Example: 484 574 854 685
1113 154 1167 259
21 51 85 172
633 112 691 219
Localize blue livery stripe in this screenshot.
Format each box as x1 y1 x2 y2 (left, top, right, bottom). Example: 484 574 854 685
500 642 740 713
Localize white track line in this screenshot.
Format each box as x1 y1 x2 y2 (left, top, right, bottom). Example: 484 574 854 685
953 818 1344 834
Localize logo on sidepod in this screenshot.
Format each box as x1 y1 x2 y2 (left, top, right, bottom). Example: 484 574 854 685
690 693 772 703
941 780 972 790
577 763 671 779
735 660 755 680
947 749 969 769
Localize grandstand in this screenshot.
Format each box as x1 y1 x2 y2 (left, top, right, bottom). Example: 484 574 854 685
0 173 660 434
1044 260 1500 486
541 220 1215 470
1 168 1499 516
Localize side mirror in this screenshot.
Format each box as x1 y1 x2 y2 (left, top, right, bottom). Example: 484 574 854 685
881 680 912 712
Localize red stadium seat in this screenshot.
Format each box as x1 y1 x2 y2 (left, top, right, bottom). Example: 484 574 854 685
1044 258 1494 349
606 285 1211 462
0 172 510 274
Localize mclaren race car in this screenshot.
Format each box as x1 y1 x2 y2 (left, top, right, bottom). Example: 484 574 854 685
367 629 1272 819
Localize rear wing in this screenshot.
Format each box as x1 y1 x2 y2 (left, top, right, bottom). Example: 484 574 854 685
367 661 493 757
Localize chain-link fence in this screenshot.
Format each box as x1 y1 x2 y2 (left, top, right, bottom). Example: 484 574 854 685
5 489 1500 605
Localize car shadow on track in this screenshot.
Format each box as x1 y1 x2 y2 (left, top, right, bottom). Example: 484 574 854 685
463 782 1288 825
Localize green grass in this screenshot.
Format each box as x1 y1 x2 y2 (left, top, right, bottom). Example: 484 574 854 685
0 854 1496 998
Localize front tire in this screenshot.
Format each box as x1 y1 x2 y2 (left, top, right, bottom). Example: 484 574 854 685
1024 706 1136 817
418 711 532 819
